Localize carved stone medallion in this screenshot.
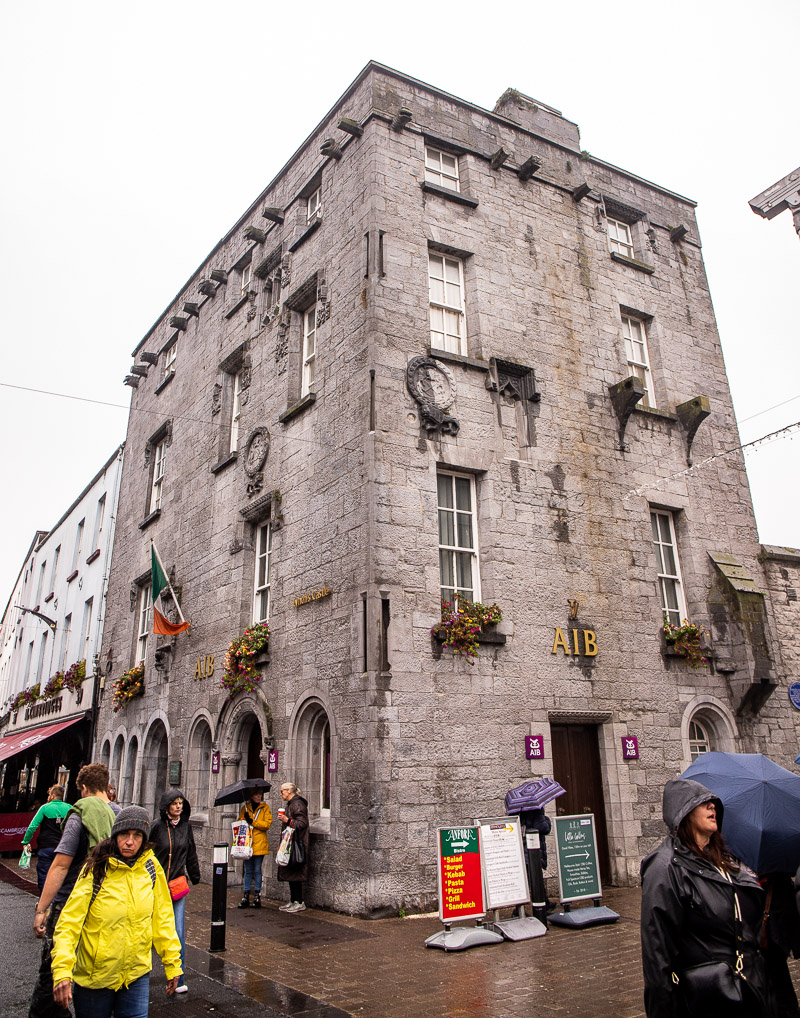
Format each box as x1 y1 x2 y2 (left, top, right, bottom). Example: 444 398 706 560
243 426 270 477
406 356 459 436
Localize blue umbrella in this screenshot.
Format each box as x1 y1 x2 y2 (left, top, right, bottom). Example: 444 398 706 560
682 752 800 874
505 778 566 814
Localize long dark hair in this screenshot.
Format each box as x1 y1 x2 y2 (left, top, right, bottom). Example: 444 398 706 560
677 815 739 873
81 834 154 884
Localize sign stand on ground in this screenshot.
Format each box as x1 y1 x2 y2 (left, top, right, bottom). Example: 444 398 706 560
548 814 619 929
425 825 503 951
476 816 546 941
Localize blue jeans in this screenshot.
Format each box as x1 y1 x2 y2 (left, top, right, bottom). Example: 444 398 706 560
36 846 57 892
242 854 264 894
72 973 149 1018
172 894 186 987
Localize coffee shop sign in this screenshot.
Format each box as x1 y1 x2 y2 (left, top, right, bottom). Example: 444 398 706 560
293 586 332 609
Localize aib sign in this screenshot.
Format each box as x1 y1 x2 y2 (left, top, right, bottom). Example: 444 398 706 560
621 736 639 761
267 750 279 773
525 735 544 760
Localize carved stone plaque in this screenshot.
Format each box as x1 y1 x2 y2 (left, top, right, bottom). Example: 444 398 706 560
243 427 270 477
406 356 459 436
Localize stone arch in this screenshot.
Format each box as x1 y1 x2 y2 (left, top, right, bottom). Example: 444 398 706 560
110 733 125 792
98 738 111 769
187 713 214 812
216 694 273 789
680 695 738 771
287 692 336 824
121 734 139 806
140 716 170 815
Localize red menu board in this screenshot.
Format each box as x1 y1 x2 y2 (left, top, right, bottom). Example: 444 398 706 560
437 826 485 923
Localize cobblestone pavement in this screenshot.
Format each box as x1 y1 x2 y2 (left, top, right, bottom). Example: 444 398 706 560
7 861 800 1018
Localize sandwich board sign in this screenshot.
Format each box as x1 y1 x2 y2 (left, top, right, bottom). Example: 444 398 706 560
475 816 529 910
554 814 602 903
435 825 485 923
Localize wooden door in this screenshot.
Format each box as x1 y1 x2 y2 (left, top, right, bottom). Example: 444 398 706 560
551 723 611 884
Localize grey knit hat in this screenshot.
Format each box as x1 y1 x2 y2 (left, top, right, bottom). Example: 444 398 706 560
111 805 151 839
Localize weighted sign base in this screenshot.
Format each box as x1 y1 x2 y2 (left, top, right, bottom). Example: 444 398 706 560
490 916 547 941
548 905 619 929
425 925 504 951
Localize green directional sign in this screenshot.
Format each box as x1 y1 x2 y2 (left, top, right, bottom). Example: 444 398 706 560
554 814 602 903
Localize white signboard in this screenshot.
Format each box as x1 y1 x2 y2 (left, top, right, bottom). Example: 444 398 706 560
475 816 530 910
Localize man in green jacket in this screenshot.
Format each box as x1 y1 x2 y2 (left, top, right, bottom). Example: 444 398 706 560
22 784 71 891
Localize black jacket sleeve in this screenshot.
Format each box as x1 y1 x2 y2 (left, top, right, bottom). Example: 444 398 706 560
186 825 201 884
641 852 683 1018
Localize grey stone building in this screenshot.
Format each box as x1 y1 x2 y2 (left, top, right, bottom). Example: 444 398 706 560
95 62 799 915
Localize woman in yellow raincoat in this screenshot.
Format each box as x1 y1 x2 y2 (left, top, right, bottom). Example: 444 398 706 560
51 806 182 1017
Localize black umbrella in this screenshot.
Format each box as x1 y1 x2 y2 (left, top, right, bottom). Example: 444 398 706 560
213 777 272 806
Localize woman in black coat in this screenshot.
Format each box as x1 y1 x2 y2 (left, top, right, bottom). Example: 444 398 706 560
150 788 201 995
640 777 767 1017
276 782 310 913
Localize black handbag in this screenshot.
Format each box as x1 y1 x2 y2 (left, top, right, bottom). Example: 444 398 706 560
677 961 743 1012
289 831 305 866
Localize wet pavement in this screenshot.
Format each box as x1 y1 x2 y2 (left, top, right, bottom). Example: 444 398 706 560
6 860 800 1017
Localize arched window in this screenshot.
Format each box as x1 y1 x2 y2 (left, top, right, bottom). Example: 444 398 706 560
689 718 715 760
682 701 735 769
141 721 168 814
121 736 138 806
292 699 333 820
99 739 111 769
110 734 125 791
188 720 212 811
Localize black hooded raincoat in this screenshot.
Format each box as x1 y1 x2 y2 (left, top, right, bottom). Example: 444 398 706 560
640 778 767 1017
150 787 201 885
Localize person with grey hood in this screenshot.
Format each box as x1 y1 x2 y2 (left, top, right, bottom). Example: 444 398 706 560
150 789 200 995
640 778 767 1017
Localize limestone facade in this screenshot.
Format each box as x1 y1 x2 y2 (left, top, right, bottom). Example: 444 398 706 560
94 63 799 914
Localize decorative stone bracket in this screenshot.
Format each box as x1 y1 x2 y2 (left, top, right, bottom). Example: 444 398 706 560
675 395 711 465
608 376 644 450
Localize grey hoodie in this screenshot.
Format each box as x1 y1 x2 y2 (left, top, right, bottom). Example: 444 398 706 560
661 778 723 835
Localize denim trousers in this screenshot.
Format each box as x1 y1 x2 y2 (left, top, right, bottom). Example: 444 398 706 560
242 853 265 894
172 894 186 987
72 973 149 1018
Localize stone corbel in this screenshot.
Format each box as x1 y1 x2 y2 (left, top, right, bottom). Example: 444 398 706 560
675 395 711 465
608 376 645 450
183 302 200 317
130 364 148 377
169 316 188 331
123 375 140 388
320 138 342 160
518 155 542 181
198 279 218 296
210 268 228 284
244 225 267 243
572 182 591 202
490 147 509 170
262 207 284 225
338 117 363 138
139 351 159 364
391 107 413 131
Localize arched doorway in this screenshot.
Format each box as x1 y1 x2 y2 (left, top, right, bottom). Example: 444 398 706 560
246 719 265 778
122 736 139 806
110 734 124 792
188 719 212 810
141 720 169 814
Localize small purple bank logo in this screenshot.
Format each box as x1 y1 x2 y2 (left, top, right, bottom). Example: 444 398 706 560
621 736 639 761
267 750 279 773
211 751 220 774
525 735 544 760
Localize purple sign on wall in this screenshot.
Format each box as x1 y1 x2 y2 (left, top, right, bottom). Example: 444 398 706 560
526 735 545 760
211 751 220 774
267 750 279 773
621 736 639 761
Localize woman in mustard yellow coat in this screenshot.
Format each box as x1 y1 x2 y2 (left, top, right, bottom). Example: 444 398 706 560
237 790 273 908
51 806 182 1017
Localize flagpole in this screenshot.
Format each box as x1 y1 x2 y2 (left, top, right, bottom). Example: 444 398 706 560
150 540 187 624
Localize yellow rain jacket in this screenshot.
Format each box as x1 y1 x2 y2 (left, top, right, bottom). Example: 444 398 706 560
238 800 273 856
51 848 182 990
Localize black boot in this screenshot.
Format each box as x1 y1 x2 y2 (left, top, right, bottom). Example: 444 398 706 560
238 893 250 909
252 893 261 909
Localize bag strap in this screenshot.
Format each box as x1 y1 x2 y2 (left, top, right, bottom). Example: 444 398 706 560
167 822 173 881
760 880 774 952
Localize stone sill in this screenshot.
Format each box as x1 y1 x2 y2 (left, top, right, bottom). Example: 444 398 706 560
309 814 331 836
138 508 162 531
429 348 490 373
432 626 507 647
66 569 79 584
44 591 54 603
154 371 175 395
611 252 655 275
420 181 479 208
633 405 677 422
288 217 322 253
210 452 238 475
279 391 317 424
85 549 101 565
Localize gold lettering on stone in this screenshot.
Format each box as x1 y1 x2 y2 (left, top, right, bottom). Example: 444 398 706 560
583 631 598 656
552 628 571 655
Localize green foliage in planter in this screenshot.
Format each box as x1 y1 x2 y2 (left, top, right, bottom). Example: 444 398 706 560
663 616 709 669
432 598 503 664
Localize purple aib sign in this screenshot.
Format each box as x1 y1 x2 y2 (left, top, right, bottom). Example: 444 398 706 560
211 751 220 774
525 735 544 760
267 750 279 773
621 736 639 761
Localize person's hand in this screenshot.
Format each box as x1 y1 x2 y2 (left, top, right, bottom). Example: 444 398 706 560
33 910 48 938
53 980 72 1007
166 976 180 996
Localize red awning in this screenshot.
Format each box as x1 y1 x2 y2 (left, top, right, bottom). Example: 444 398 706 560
0 715 86 763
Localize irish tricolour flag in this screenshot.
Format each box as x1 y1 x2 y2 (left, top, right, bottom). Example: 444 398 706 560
151 541 190 636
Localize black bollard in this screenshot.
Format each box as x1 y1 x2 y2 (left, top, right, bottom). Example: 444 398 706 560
210 842 229 953
525 838 548 927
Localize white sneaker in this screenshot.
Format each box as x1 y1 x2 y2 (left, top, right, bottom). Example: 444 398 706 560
174 984 188 994
286 901 306 912
278 901 294 911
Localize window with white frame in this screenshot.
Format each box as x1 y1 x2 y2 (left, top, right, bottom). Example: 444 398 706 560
163 341 177 380
136 585 153 664
72 520 85 572
253 522 272 624
425 146 460 191
35 632 48 684
91 494 106 551
60 613 72 670
622 314 654 408
230 371 242 454
428 252 466 355
150 439 166 512
438 472 479 604
689 718 715 760
302 305 317 396
50 546 60 590
240 260 252 296
307 186 322 224
36 561 47 605
608 217 634 258
651 510 686 628
82 597 93 662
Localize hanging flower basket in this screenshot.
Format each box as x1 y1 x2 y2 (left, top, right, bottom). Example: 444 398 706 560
431 598 503 664
662 617 710 669
63 659 87 692
220 623 270 699
111 664 145 713
43 672 65 699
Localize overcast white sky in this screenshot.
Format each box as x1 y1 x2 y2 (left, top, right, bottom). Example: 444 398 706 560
1 0 798 601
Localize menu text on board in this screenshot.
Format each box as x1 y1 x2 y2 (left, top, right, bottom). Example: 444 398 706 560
437 826 485 923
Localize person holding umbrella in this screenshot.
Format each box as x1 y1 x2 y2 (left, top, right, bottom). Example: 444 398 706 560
237 789 272 909
641 777 768 1017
